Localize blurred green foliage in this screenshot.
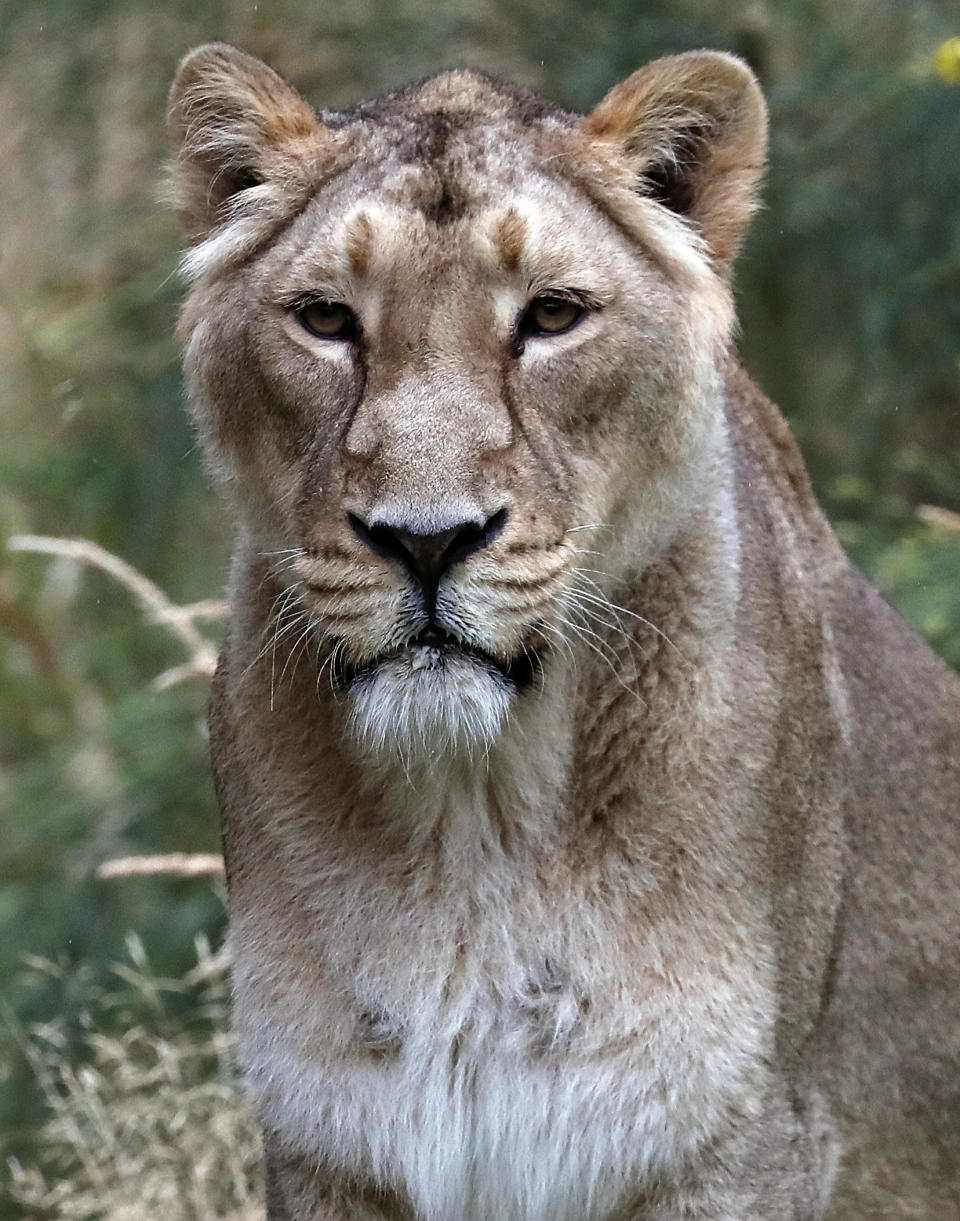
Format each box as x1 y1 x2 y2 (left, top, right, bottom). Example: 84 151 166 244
1 0 959 1208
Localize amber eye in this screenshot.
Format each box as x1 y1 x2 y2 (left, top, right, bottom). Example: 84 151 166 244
523 296 585 337
296 300 356 340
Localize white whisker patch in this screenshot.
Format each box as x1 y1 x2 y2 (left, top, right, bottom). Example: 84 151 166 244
348 654 514 766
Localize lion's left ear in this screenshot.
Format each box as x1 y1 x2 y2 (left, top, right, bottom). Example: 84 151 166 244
582 51 767 271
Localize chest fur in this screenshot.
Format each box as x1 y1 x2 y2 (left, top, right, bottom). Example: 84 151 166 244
230 808 775 1221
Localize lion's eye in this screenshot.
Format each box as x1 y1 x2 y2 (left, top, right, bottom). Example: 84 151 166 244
296 300 356 340
523 296 584 337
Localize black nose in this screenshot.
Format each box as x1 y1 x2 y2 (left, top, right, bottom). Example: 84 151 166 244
349 508 507 600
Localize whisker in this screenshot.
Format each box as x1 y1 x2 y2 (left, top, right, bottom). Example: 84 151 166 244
554 609 620 672
253 596 304 664
329 639 347 695
538 620 578 673
316 645 337 700
556 608 644 703
568 582 687 662
564 581 627 631
242 585 302 680
269 591 310 712
279 616 318 688
556 588 644 708
563 602 633 657
568 566 684 657
259 549 309 580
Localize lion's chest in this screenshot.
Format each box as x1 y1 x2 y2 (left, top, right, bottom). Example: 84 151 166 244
232 849 772 1221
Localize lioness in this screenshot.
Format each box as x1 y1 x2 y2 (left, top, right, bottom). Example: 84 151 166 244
169 43 960 1219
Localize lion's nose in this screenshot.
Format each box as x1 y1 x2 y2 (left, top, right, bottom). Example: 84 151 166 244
348 508 508 598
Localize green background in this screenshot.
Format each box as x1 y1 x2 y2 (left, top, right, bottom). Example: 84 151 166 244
2 0 959 1206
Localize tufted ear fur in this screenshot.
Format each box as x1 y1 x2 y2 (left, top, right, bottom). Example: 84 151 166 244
168 43 326 243
583 51 767 271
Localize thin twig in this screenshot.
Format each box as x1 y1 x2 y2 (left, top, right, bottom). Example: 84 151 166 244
97 854 225 879
8 534 222 687
918 505 960 533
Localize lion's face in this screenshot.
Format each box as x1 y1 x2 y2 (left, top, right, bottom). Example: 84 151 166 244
172 52 763 758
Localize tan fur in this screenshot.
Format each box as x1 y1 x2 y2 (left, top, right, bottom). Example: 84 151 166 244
170 44 960 1220
583 53 767 270
494 207 529 272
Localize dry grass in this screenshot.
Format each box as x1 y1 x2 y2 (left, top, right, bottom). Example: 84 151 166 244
5 936 263 1221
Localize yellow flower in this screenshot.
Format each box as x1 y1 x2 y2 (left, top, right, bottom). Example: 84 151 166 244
934 37 960 84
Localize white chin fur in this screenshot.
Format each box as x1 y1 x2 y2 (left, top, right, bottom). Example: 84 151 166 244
348 648 513 761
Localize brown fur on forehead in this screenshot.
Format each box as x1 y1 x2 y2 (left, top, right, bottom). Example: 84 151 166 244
344 211 374 276
495 207 528 272
326 68 570 129
321 70 574 226
326 110 712 296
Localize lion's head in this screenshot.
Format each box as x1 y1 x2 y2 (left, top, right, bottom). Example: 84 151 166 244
170 46 766 759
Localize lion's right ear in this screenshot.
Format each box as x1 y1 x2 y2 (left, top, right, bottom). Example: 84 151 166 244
582 51 767 271
168 43 326 243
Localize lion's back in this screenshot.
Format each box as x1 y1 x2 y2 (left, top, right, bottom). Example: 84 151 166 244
727 363 960 1210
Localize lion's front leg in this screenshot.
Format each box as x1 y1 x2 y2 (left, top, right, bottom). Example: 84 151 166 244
265 1136 413 1221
